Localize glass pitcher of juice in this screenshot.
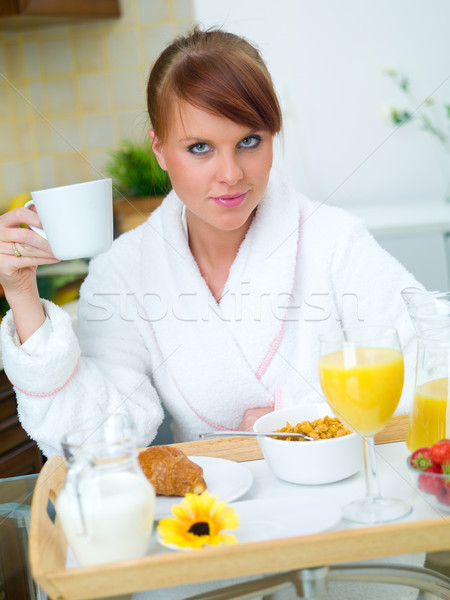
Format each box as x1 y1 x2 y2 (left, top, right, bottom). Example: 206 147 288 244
56 413 155 566
402 288 450 451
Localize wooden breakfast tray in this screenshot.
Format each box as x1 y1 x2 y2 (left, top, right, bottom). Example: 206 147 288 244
29 416 450 600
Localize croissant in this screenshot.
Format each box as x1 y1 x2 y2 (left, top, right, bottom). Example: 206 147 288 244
138 445 207 496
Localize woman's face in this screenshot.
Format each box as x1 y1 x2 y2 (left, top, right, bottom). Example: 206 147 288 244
150 102 273 237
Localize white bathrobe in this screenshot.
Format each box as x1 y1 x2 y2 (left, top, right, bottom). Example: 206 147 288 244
1 169 425 600
1 169 420 458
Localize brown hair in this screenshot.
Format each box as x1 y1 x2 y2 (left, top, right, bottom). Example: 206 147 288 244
147 27 282 143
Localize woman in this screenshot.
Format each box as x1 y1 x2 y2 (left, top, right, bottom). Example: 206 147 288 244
0 28 419 458
0 26 425 600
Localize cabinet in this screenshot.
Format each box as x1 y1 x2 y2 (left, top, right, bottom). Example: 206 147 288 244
0 0 120 27
0 370 43 478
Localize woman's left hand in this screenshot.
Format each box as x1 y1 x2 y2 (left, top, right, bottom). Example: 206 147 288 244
238 407 273 431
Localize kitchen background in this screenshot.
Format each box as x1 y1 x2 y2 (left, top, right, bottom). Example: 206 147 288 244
0 0 450 291
0 0 448 464
0 0 193 203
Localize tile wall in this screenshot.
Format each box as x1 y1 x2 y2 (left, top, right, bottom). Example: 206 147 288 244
0 0 194 211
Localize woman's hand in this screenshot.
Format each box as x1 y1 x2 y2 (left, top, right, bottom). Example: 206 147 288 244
0 207 59 294
238 407 273 431
0 206 60 342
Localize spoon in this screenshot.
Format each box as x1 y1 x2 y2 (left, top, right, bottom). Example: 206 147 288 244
199 431 317 441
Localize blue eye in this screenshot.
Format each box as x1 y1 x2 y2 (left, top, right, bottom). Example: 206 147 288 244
239 135 261 149
188 142 211 155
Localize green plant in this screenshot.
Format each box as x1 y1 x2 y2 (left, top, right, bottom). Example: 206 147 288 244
385 70 450 153
105 140 171 199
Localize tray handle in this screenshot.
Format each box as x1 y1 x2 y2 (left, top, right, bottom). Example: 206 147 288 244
29 455 68 599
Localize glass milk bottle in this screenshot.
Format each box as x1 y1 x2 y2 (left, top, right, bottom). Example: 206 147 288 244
56 414 155 566
402 288 450 451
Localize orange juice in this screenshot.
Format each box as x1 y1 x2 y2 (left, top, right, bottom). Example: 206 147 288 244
318 347 404 436
406 378 448 452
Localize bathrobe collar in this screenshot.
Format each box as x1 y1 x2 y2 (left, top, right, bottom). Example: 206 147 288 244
139 169 301 427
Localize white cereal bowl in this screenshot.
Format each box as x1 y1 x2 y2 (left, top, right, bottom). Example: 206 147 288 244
253 404 363 485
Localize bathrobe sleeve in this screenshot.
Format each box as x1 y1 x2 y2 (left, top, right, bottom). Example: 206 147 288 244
1 247 164 458
328 214 420 414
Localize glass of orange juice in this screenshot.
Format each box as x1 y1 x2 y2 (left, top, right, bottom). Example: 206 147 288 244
319 326 411 524
406 329 450 452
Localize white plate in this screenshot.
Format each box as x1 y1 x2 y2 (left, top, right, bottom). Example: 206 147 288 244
156 530 197 552
232 498 342 544
156 498 341 551
153 456 253 520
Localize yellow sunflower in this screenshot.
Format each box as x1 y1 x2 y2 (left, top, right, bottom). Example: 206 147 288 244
157 491 239 549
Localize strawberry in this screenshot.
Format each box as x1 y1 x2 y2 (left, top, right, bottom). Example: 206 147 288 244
409 447 435 471
436 486 450 507
429 439 450 466
442 461 450 488
418 471 444 495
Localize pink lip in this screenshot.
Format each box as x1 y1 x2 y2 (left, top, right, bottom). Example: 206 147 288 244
210 191 248 208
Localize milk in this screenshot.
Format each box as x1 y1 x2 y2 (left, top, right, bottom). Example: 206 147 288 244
56 470 155 566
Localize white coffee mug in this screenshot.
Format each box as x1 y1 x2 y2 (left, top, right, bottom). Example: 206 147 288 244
27 179 113 261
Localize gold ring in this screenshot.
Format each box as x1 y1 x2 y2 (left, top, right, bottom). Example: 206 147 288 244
12 242 21 257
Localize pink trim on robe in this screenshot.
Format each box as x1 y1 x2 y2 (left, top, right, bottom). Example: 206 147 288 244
255 318 287 381
9 358 80 398
146 309 289 429
171 376 229 431
256 313 288 411
271 388 284 411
